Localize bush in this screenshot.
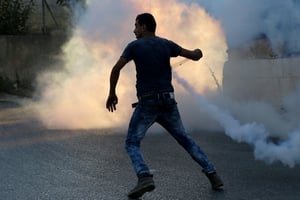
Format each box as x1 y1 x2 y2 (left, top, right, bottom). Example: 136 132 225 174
0 0 34 34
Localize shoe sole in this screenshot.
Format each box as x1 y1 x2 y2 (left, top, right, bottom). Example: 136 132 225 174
128 184 155 199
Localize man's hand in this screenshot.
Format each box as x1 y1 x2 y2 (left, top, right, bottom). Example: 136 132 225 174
106 95 118 112
193 49 203 60
180 48 203 61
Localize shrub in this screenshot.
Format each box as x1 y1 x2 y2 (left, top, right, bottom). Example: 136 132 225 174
0 0 34 34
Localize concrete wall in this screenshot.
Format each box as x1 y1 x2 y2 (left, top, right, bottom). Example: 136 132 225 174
223 57 300 108
0 0 71 94
0 34 67 81
0 34 67 93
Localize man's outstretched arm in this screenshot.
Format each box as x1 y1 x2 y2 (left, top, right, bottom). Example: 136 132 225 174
106 57 128 112
179 48 203 61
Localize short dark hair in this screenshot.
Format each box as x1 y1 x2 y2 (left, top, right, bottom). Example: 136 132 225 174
136 13 156 33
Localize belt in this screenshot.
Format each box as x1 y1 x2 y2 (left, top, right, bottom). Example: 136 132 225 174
138 92 174 101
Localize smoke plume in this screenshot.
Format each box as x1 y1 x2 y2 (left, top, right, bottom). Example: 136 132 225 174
174 71 300 167
31 0 300 167
177 0 300 167
34 0 227 129
193 0 300 55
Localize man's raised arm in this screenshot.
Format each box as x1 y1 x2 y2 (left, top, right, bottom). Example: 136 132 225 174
180 48 203 61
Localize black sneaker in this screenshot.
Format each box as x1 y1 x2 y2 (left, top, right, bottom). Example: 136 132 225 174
205 172 224 190
127 173 156 199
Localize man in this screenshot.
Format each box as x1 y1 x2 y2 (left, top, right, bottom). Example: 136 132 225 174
106 13 223 199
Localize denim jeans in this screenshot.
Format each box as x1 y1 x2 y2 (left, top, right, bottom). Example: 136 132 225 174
125 93 216 176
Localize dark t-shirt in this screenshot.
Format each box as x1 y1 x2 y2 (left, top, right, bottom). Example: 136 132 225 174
121 36 182 96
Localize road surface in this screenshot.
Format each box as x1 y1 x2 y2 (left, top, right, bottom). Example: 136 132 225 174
0 94 299 200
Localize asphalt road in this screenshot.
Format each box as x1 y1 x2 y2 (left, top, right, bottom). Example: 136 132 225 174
0 94 299 200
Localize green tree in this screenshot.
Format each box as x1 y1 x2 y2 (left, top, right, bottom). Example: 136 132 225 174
0 0 34 34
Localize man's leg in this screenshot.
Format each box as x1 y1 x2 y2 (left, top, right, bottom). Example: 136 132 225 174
125 105 157 198
158 105 223 189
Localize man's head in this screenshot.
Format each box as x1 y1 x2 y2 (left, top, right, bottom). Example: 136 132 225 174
134 13 156 39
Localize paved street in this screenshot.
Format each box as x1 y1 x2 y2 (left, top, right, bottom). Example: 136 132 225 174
0 95 299 200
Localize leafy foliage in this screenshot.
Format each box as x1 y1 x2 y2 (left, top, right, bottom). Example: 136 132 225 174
56 0 83 6
0 0 34 34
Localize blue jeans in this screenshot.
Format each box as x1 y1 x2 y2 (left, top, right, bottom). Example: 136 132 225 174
125 93 216 176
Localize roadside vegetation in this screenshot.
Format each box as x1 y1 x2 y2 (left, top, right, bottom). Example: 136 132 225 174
0 0 34 34
0 0 86 96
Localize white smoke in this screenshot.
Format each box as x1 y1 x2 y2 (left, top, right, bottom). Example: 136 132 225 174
31 0 300 167
33 0 227 129
173 71 300 167
191 0 300 55
170 0 300 167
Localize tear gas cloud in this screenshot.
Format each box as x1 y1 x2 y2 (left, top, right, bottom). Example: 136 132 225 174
192 0 300 55
32 0 300 167
34 0 227 129
174 72 300 167
180 0 300 167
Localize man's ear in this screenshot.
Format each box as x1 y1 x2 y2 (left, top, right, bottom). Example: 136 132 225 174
142 24 147 31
